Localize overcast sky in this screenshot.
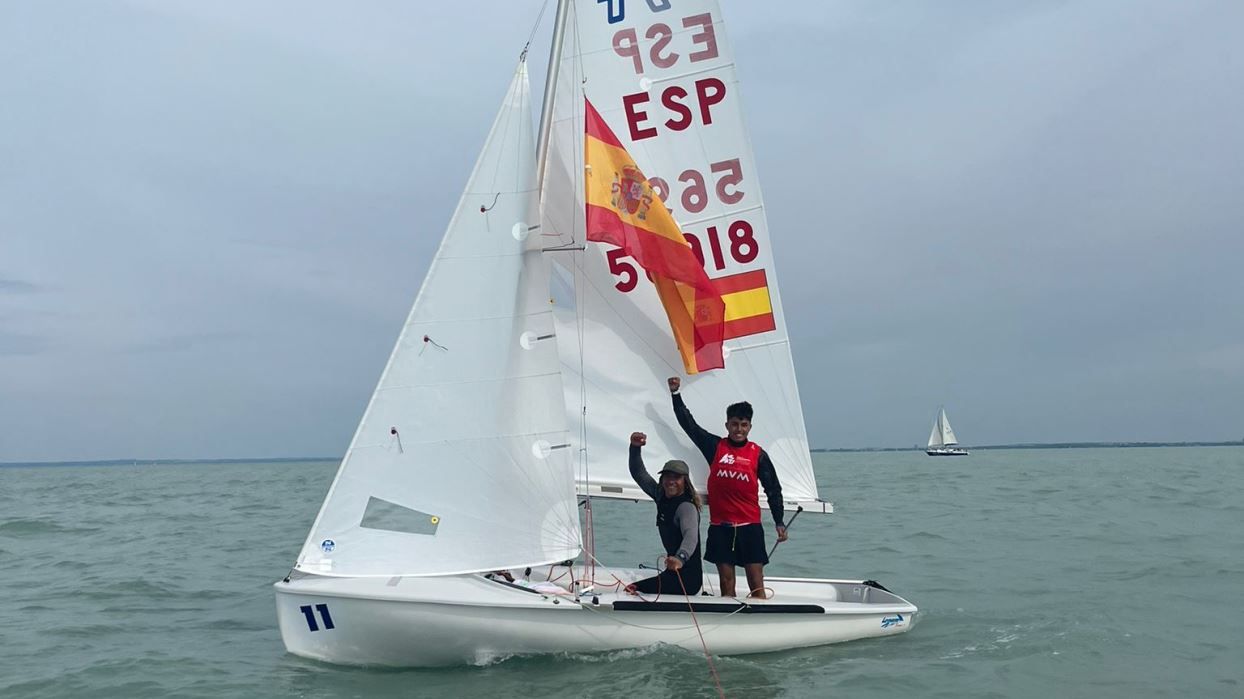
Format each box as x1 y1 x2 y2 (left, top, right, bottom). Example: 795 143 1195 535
2 1 1241 461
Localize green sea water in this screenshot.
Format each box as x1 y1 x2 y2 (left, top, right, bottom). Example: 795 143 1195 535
1 447 1240 697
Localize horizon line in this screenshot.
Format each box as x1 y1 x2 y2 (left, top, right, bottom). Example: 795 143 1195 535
3 440 1243 467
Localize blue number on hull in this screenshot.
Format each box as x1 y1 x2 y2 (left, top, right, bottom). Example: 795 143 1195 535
315 603 335 630
300 604 335 631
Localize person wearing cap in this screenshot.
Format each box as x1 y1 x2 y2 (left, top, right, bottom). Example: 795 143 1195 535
667 376 787 599
625 431 703 596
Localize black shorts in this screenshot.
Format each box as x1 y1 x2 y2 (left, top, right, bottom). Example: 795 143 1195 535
704 523 768 566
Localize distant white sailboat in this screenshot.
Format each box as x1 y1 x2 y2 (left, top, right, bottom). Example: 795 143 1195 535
926 407 969 456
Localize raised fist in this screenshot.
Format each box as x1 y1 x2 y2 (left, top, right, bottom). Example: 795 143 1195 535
630 432 647 447
667 377 681 393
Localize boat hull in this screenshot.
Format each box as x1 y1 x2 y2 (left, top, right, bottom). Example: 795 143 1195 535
926 447 969 456
274 567 917 667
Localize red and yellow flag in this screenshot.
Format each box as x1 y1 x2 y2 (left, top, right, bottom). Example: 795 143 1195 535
583 99 725 373
713 269 777 340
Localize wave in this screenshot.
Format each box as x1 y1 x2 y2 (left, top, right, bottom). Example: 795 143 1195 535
0 518 100 536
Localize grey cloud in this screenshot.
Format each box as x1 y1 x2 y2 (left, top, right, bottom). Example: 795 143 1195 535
1 1 1240 460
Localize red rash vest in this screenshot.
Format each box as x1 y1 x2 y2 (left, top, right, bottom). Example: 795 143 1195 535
705 438 763 525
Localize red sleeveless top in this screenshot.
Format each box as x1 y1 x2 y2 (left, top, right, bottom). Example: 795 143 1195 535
705 439 763 525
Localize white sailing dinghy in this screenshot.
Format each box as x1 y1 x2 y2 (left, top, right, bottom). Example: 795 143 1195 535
275 0 916 667
926 407 969 456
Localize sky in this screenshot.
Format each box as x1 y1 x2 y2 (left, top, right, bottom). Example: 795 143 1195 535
1 0 1241 461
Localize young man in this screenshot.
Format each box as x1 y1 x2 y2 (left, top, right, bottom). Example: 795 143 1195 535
667 377 787 599
625 431 703 596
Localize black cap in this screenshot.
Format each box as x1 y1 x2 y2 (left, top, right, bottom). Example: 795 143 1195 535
658 460 689 477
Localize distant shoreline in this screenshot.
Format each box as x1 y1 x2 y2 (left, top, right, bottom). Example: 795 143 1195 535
812 441 1244 453
0 457 337 468
2 441 1242 467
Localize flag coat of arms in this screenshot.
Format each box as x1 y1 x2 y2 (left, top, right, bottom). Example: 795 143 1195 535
582 99 725 374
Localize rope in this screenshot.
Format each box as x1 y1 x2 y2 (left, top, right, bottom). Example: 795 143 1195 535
677 567 726 699
519 0 551 60
746 586 775 600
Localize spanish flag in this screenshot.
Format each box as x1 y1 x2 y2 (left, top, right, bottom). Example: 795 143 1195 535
583 99 725 373
713 269 777 340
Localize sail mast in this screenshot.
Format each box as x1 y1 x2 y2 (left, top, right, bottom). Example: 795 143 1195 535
535 0 570 197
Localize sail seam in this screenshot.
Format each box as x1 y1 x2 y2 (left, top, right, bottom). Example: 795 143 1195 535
647 62 736 86
376 370 562 390
671 203 763 229
403 310 554 325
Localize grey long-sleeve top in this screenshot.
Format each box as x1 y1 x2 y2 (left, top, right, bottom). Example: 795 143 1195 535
629 445 699 561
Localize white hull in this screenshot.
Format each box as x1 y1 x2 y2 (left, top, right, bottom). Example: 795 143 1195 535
926 447 969 456
274 565 917 667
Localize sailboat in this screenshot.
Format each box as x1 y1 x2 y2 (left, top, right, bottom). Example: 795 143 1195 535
275 1 916 667
926 407 969 456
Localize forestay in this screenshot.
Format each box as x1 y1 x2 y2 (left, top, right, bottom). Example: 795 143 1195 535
539 1 827 511
296 62 581 577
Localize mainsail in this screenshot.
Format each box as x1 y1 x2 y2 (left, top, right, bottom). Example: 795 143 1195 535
295 61 580 577
538 1 826 510
928 408 959 448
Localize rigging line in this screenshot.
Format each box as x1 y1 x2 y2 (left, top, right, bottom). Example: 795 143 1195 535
576 227 594 580
571 1 586 82
521 0 551 60
677 568 727 699
485 67 520 197
570 14 592 574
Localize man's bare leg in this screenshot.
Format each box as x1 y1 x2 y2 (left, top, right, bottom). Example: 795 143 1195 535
716 563 736 597
744 563 767 598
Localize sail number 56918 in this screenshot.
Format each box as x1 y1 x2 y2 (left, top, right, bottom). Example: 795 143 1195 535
606 221 758 293
605 158 757 293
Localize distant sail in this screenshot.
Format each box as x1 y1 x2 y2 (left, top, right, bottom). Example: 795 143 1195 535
940 409 959 446
928 408 960 448
927 415 943 448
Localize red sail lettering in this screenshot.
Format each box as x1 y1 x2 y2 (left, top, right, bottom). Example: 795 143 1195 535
662 86 692 132
622 92 658 140
684 13 719 63
695 77 725 125
613 28 643 74
646 23 678 68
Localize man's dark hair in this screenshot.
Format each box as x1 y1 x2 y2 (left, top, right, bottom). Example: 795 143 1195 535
726 401 753 421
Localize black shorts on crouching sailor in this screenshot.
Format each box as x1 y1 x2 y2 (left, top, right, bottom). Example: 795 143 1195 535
704 523 769 566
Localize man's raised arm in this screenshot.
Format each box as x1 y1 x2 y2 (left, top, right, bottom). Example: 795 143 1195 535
667 377 720 463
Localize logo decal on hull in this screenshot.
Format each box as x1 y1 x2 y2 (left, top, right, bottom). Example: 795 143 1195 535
881 613 904 629
321 539 336 553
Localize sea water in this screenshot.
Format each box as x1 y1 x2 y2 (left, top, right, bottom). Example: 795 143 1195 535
1 447 1240 698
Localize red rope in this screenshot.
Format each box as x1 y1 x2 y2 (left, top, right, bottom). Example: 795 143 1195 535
676 568 726 699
